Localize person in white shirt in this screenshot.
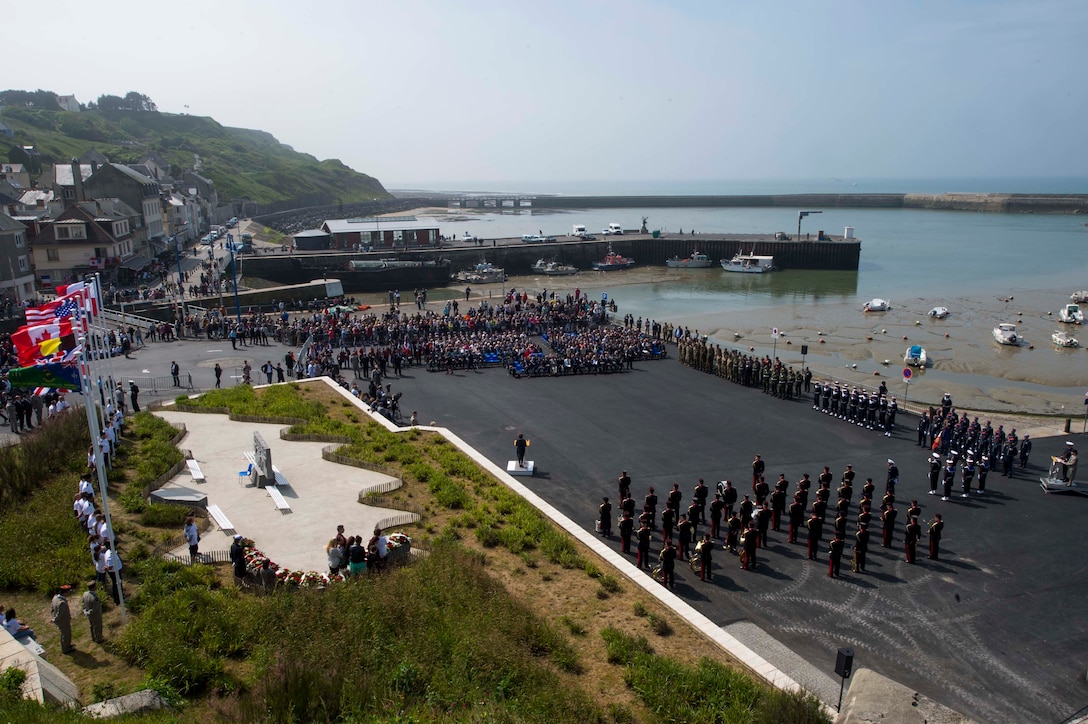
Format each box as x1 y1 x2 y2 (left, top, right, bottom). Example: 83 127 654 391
78 476 94 501
102 542 122 604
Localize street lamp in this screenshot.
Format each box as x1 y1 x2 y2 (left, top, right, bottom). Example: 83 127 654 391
798 210 822 240
228 244 242 324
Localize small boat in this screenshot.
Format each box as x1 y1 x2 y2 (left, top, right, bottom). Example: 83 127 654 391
904 344 927 367
592 246 635 271
927 306 950 319
1058 303 1084 325
721 252 775 273
665 251 713 269
863 298 890 312
454 262 505 284
532 259 579 276
1052 330 1080 348
1071 291 1088 303
993 323 1020 346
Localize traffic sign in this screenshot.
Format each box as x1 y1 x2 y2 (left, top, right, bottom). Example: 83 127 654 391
772 327 780 339
902 368 913 380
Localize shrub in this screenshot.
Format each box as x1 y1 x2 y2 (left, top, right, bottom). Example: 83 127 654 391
646 613 673 637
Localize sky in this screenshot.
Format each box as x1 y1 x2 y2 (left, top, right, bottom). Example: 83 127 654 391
8 0 1087 190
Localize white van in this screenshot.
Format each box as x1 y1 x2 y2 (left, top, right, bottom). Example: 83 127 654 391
572 224 587 237
608 223 623 235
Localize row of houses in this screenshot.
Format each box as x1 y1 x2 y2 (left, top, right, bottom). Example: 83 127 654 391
0 149 232 301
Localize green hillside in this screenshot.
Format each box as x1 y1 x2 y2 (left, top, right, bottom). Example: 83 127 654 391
0 104 389 206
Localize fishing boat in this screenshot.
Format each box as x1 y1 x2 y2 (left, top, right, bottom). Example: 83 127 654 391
665 251 713 269
863 298 890 312
532 259 579 276
992 323 1020 346
1071 291 1088 303
904 344 928 367
1052 330 1080 348
721 252 775 273
592 246 635 271
1058 303 1084 325
454 262 506 284
927 306 950 319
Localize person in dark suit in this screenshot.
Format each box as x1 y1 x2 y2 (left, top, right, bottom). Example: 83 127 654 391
881 505 898 548
658 539 676 589
905 517 922 564
636 523 652 570
828 535 845 578
806 513 823 560
619 511 634 554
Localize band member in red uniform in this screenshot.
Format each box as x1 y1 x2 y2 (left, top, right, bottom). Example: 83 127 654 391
904 517 921 564
788 495 804 544
806 512 823 560
881 504 898 548
853 523 869 572
828 534 845 577
928 514 944 560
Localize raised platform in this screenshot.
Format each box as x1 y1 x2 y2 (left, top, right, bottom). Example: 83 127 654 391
507 460 534 476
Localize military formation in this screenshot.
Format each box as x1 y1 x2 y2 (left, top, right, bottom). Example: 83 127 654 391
603 459 948 587
812 379 899 436
916 393 1031 479
678 336 811 400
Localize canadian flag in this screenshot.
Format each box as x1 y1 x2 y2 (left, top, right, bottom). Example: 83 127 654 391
12 319 76 366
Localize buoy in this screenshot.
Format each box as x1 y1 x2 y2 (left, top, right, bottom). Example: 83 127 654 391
944 333 950 338
1048 311 1053 316
866 335 873 341
915 320 921 325
902 335 908 340
873 371 880 376
819 339 825 344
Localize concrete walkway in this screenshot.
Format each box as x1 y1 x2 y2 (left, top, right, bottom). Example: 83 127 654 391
154 408 406 573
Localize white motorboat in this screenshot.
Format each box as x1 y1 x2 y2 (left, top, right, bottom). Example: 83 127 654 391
721 253 775 273
665 251 713 269
863 298 890 312
1070 291 1088 303
993 323 1020 346
1052 330 1080 348
531 259 579 276
904 344 928 367
927 306 950 319
1058 303 1084 325
454 262 506 284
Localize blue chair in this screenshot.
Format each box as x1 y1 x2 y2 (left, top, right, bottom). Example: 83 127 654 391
238 463 254 485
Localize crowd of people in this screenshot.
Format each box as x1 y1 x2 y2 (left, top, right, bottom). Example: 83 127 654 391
599 457 949 587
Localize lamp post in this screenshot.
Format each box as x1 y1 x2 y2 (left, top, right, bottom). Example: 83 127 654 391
228 244 242 324
797 210 822 240
172 235 184 336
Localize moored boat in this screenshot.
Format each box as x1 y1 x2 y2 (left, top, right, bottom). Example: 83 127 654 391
863 298 890 312
927 306 950 319
1058 303 1084 325
454 262 506 284
665 251 713 269
993 323 1020 346
721 252 775 273
532 259 579 276
592 246 635 271
1071 291 1088 303
1052 330 1080 348
904 344 927 367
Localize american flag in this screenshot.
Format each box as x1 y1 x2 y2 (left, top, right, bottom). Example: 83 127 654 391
25 294 81 325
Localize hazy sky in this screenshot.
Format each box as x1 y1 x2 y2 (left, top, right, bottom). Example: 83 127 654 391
10 0 1086 188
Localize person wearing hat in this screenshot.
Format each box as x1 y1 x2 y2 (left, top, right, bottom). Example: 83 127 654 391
928 514 944 560
51 584 73 654
597 497 612 537
886 459 899 494
128 380 140 413
1059 442 1078 483
230 534 247 586
928 454 942 495
977 454 991 494
904 516 922 564
82 581 103 643
1018 435 1032 468
942 458 957 501
853 522 869 573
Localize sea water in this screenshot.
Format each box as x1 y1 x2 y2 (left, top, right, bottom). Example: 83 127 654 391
422 201 1088 317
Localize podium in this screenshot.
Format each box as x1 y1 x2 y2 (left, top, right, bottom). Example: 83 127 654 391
507 460 535 476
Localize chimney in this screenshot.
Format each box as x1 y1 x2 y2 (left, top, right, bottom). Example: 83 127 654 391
70 158 84 203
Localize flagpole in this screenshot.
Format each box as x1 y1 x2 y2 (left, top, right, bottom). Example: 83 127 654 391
76 294 126 623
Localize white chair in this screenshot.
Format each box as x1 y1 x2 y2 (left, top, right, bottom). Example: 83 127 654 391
238 463 254 486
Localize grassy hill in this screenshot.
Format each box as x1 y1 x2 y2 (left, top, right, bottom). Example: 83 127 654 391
0 105 389 206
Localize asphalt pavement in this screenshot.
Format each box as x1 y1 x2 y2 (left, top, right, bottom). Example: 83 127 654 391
97 335 1088 723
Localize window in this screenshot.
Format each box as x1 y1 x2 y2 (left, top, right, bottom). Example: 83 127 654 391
17 256 28 272
56 226 69 239
13 233 23 248
46 248 60 261
56 224 87 240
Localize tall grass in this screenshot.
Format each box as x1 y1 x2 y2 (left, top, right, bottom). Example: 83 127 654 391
601 628 829 724
0 410 88 506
